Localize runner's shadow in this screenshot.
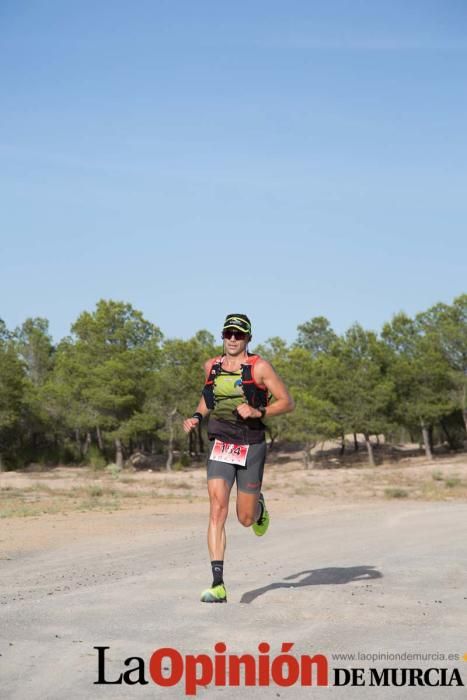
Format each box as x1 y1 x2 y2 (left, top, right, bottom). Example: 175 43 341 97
240 566 382 604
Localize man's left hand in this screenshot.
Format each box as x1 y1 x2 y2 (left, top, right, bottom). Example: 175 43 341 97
236 403 261 420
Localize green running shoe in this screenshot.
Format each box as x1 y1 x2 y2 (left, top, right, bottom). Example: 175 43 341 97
200 583 227 603
252 493 269 536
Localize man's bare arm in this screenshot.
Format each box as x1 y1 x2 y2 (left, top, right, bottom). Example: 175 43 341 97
236 358 294 420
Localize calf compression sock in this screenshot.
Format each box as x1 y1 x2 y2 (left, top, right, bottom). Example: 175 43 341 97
211 560 224 586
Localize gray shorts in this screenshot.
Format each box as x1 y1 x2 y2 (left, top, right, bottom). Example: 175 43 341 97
207 440 267 494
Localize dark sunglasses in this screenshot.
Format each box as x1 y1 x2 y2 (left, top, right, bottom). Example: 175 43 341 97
222 330 248 341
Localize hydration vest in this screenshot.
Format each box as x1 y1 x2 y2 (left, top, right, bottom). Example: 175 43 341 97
202 354 269 410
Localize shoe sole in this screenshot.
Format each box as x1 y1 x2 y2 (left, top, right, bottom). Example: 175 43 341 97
253 525 268 536
200 588 228 603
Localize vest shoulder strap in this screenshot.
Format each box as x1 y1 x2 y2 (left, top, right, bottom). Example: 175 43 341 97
204 356 223 383
241 354 267 390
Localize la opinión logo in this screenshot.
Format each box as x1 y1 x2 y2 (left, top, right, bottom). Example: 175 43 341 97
94 644 464 694
94 643 329 694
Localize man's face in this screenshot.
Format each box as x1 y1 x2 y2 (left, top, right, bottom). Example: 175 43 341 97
222 329 249 355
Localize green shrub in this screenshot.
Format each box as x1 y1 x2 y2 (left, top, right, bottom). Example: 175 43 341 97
106 463 121 478
89 485 103 497
180 452 191 467
86 445 107 470
384 487 409 499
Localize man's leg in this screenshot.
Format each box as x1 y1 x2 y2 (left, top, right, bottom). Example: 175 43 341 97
235 442 269 535
236 490 260 526
200 476 233 603
207 477 231 560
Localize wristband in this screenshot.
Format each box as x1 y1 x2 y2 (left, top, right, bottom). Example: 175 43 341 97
192 412 203 422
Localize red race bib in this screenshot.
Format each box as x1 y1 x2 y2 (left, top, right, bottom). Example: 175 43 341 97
210 439 249 466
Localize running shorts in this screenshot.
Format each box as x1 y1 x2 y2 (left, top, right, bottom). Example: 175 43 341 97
206 440 267 494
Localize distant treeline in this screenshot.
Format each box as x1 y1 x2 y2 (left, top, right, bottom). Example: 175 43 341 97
0 295 466 470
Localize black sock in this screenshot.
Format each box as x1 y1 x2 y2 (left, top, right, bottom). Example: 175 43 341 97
211 560 224 587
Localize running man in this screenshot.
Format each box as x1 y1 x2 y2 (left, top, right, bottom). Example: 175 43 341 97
183 314 294 603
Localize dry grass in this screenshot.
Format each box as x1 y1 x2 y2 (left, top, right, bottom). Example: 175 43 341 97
0 452 466 519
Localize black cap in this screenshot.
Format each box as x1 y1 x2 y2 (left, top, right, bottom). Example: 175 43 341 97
223 314 252 335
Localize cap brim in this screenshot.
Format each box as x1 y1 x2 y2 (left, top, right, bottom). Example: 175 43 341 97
223 324 250 333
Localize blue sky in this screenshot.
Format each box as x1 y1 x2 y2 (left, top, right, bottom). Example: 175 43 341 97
1 1 466 346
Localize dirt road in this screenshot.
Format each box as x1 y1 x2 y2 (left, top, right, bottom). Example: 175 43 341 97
1 496 466 699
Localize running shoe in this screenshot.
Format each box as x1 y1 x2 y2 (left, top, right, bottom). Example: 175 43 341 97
252 492 269 536
200 583 227 603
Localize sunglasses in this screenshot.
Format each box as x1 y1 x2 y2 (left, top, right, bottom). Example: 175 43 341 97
222 330 248 341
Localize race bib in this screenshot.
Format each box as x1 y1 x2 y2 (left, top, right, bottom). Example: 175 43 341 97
210 439 249 466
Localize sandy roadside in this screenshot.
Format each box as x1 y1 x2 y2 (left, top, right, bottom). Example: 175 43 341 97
1 453 467 555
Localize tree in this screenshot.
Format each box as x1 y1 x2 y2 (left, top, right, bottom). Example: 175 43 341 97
253 336 289 362
0 337 26 469
13 318 54 386
44 337 101 459
56 300 163 467
295 316 338 357
417 295 467 433
382 313 456 459
319 326 395 466
269 346 340 464
10 318 56 461
0 319 10 342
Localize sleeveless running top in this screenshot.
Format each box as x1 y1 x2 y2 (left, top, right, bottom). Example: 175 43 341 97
211 367 245 421
205 355 268 445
